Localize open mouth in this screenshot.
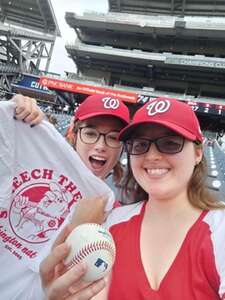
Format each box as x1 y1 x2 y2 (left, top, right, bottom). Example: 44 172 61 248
89 156 107 169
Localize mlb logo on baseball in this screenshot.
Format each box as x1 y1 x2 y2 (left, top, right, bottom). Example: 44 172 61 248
94 258 108 271
64 223 116 282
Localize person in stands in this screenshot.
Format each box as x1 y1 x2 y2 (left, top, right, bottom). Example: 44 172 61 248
92 97 225 300
44 97 225 300
3 93 130 300
40 94 130 300
65 94 128 184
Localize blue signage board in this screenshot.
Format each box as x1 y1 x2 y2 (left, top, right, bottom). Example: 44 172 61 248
12 74 53 95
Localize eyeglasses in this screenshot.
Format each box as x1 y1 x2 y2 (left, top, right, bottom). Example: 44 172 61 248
125 135 185 155
78 127 122 148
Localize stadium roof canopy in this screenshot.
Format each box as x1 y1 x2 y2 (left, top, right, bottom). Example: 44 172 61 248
66 12 225 39
108 0 225 17
0 0 60 36
65 12 225 57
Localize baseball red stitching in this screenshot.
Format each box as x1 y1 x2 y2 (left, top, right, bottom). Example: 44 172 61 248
69 240 115 267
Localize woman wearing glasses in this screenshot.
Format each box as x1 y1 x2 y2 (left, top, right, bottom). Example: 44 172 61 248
37 94 130 299
66 94 128 182
92 97 225 300
14 93 128 183
3 93 129 300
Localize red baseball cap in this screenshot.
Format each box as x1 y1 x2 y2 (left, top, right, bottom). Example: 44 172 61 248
119 97 203 143
74 94 130 125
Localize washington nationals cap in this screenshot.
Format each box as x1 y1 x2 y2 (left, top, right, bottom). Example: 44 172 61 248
119 97 203 143
74 94 130 125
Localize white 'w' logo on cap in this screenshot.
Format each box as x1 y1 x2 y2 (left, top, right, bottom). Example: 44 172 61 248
102 97 120 109
146 99 171 116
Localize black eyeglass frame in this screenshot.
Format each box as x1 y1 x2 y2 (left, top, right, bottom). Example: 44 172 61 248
124 135 186 155
78 126 123 149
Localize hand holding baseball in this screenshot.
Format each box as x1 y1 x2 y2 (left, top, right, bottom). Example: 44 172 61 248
40 224 107 300
64 223 116 282
70 196 107 228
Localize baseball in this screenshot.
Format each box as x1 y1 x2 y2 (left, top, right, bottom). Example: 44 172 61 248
64 223 116 282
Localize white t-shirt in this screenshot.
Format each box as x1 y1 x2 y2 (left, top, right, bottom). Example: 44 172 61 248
0 101 115 300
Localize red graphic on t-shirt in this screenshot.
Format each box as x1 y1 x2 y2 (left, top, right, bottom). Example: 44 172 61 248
9 182 73 244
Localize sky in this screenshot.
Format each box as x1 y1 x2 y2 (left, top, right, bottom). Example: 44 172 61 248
49 0 108 75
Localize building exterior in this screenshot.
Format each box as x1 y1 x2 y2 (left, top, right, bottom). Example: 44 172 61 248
0 0 60 100
62 0 225 132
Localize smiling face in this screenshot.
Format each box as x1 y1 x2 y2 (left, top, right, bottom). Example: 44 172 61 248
129 124 203 202
74 116 124 179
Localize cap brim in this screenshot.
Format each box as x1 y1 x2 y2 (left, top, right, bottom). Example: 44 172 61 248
78 111 129 125
119 120 197 141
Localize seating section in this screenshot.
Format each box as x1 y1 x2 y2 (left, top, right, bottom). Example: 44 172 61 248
51 113 72 136
204 140 225 201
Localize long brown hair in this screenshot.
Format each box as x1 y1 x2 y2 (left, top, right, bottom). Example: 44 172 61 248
187 153 225 210
65 119 124 185
120 145 225 210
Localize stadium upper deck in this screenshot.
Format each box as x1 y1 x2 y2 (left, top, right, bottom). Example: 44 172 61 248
0 0 60 98
0 0 60 35
65 12 225 54
62 1 225 132
108 0 225 17
65 11 225 102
